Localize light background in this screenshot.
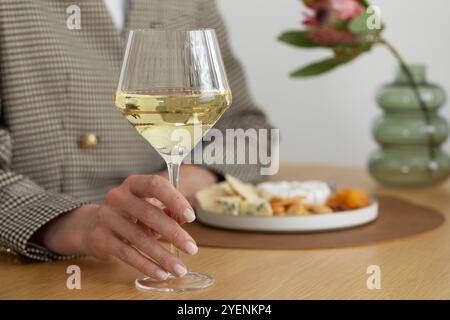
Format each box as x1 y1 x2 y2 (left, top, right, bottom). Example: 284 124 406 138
217 0 450 165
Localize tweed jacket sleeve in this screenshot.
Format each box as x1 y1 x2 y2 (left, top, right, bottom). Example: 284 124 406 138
0 100 85 261
0 99 83 261
196 0 274 183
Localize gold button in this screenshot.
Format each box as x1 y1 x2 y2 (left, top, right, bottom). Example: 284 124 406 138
80 133 98 149
0 246 17 256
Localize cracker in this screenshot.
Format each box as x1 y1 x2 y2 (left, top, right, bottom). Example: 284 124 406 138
272 203 286 216
286 203 309 216
282 196 303 206
308 204 333 214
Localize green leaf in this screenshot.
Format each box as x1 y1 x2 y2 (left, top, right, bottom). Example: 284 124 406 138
349 11 383 36
332 41 375 58
278 31 321 48
356 0 370 8
290 57 354 77
302 0 315 5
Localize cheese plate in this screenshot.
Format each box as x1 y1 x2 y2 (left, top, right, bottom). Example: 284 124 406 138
194 175 378 233
195 200 378 233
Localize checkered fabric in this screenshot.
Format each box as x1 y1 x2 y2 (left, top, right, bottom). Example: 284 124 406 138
0 0 272 261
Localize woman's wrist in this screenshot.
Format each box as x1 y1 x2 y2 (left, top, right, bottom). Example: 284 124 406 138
32 204 99 256
66 204 100 255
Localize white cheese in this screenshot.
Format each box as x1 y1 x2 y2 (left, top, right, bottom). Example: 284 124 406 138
257 181 331 205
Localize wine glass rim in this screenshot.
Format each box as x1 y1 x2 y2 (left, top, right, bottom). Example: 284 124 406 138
129 28 215 34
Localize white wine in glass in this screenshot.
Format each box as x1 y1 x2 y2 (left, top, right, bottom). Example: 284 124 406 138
115 89 231 164
115 29 232 292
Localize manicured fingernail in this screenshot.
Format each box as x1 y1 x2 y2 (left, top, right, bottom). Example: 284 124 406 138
173 264 187 277
183 208 196 223
155 269 169 280
185 241 198 255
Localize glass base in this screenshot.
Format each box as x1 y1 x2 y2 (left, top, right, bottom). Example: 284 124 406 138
135 272 214 292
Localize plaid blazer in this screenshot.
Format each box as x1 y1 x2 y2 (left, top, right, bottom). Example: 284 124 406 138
0 0 271 261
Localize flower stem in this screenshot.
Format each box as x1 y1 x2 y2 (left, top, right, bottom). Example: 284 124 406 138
378 37 436 167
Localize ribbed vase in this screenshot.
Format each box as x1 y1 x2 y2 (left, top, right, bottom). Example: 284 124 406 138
369 64 450 187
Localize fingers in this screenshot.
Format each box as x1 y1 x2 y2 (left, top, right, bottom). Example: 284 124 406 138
108 236 170 280
162 206 184 225
86 226 167 279
106 190 198 255
125 213 160 239
107 212 188 277
136 220 161 239
145 198 185 225
144 197 164 209
122 175 196 223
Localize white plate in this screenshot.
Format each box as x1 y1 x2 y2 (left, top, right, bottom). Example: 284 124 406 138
196 201 378 233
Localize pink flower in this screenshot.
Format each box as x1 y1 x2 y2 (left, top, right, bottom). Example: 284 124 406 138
301 0 364 45
308 26 359 44
331 0 364 20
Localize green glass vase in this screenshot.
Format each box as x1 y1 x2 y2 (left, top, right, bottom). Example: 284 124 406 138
369 64 450 187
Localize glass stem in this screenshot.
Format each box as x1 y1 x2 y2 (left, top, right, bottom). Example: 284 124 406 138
166 161 181 259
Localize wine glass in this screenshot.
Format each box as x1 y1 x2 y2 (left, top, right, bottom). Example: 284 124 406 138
115 29 232 292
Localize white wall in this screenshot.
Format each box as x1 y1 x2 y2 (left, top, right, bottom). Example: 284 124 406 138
218 0 450 165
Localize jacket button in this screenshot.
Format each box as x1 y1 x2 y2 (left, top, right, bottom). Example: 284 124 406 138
80 133 98 149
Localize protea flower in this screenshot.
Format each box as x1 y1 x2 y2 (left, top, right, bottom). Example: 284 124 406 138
279 0 436 168
302 0 364 44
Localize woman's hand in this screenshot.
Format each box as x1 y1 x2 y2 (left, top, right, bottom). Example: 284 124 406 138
34 175 198 281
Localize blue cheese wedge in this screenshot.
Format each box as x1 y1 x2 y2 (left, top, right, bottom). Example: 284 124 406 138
196 182 231 213
215 196 241 216
240 199 273 217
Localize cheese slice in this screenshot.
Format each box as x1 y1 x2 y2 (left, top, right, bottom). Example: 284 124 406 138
225 175 259 201
196 182 231 213
215 196 241 216
240 199 273 217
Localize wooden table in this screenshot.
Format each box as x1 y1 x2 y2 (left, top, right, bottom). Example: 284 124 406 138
1 164 449 299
